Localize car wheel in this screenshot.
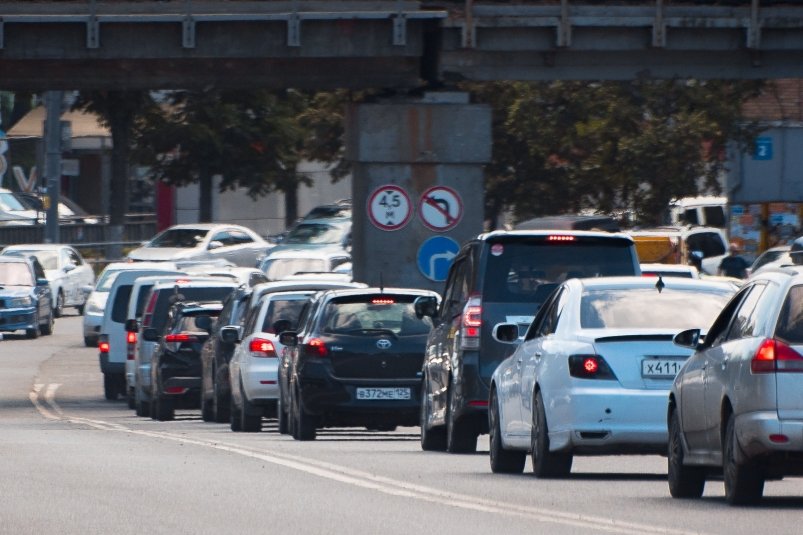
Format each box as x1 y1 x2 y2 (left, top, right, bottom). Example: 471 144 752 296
153 394 175 422
531 390 572 478
201 387 214 422
724 412 764 505
420 379 447 451
53 291 64 318
293 384 316 441
668 408 705 498
229 393 242 432
76 303 85 315
135 384 150 417
103 373 118 400
213 366 230 423
489 388 526 474
446 384 477 453
241 380 262 432
40 309 54 336
25 310 40 340
126 387 136 410
277 391 289 435
84 335 97 348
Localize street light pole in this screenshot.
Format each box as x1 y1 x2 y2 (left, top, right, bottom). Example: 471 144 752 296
44 90 63 244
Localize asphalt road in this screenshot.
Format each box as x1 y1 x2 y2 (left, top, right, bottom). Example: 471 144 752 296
2 315 803 535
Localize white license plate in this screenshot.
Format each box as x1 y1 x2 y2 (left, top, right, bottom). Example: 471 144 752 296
642 358 683 378
356 387 411 400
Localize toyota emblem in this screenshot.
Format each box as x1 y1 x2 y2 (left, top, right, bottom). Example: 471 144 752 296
376 339 392 350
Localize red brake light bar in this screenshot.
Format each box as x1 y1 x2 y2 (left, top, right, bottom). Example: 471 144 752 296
547 235 576 242
371 298 396 305
165 333 196 343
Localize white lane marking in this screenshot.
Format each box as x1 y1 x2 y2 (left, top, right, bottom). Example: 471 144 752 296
31 384 703 535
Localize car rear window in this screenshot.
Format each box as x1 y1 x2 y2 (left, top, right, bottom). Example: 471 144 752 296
111 285 134 323
263 258 326 280
775 285 803 344
319 294 432 336
261 298 309 333
482 237 637 303
580 287 732 329
149 286 234 332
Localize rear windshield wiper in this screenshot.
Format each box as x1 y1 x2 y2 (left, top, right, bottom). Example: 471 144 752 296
345 328 398 338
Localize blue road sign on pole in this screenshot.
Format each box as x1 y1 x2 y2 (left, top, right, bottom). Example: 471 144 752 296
417 236 460 282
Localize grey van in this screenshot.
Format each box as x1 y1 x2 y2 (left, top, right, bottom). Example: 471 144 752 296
415 230 641 453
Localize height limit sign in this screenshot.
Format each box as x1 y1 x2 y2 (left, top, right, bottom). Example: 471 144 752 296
367 185 413 231
419 186 463 232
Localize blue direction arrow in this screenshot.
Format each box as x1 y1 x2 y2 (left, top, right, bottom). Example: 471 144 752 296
417 236 460 282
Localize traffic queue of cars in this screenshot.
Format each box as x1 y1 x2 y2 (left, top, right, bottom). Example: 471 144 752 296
10 220 803 506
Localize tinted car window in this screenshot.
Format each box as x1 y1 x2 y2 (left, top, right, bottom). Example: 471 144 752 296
260 299 309 333
111 285 134 323
686 232 725 258
703 206 727 227
724 283 767 341
150 287 234 332
580 287 732 330
134 284 156 318
776 285 803 344
482 238 635 304
320 295 432 336
149 228 209 248
284 223 343 245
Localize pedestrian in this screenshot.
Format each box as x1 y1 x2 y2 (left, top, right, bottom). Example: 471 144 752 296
718 242 749 279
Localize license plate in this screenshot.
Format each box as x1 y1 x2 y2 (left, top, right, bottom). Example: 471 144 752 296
642 358 683 378
356 387 411 400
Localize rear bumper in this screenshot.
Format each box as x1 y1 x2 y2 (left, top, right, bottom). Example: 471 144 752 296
99 354 125 375
548 386 669 454
241 358 280 402
737 411 803 458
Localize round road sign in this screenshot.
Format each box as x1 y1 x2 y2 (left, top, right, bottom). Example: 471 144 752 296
418 186 463 232
367 185 413 231
417 236 460 282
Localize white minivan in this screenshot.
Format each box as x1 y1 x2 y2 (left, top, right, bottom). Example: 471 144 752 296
98 267 186 401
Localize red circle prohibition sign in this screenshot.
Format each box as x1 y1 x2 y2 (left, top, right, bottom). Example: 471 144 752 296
367 185 413 231
418 186 463 232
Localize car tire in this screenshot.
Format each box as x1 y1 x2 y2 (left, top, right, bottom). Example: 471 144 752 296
25 310 40 340
135 385 150 417
213 366 230 423
446 384 477 453
489 388 526 474
153 394 175 421
84 335 97 348
293 384 316 441
126 387 136 410
230 394 242 432
277 391 289 435
420 379 447 451
201 389 214 422
724 412 764 505
531 390 572 478
53 291 64 318
40 309 54 336
667 408 705 498
241 380 262 432
103 373 118 400
76 303 85 315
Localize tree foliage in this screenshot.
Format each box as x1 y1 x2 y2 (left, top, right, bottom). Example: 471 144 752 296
465 79 764 227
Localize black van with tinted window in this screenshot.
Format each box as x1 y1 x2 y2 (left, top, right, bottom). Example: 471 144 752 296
414 230 640 453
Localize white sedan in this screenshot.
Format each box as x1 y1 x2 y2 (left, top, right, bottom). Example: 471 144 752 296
1 244 95 317
488 276 735 477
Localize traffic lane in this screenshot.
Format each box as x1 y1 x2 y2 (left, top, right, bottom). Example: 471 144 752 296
32 317 803 534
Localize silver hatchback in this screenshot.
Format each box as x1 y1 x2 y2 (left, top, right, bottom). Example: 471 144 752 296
668 265 803 504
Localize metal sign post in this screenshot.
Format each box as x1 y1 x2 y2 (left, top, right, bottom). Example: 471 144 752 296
44 90 63 244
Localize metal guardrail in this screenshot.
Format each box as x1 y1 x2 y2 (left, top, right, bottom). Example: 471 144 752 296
0 220 157 249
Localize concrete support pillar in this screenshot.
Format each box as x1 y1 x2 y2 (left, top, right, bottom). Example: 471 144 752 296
346 92 491 291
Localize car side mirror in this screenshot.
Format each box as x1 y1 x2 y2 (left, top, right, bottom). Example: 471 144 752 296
63 263 76 273
194 315 212 332
81 284 94 295
279 331 298 347
143 328 160 342
219 325 241 344
414 295 439 320
493 322 520 344
125 319 139 333
36 278 49 286
673 328 701 349
207 240 224 251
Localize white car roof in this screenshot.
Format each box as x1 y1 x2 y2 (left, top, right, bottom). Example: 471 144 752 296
571 275 736 292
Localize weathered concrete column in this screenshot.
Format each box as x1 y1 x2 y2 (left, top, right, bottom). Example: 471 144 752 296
346 92 491 291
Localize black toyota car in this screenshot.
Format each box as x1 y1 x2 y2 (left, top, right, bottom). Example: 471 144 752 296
280 287 439 441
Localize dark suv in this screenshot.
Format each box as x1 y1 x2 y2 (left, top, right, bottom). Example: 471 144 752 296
415 230 640 452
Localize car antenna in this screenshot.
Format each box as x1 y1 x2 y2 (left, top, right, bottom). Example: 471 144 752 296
655 275 665 293
379 272 384 294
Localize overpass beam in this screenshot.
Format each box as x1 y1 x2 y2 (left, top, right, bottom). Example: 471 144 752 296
346 93 491 291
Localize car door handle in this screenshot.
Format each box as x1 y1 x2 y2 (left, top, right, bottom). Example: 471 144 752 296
534 352 542 360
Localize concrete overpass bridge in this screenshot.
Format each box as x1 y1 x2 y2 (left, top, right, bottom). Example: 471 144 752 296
1 1 802 90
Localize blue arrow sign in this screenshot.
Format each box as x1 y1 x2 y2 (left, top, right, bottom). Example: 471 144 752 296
417 236 460 282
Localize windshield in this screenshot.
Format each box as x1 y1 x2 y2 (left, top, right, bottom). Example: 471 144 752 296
0 193 28 211
320 295 432 336
148 228 209 248
580 287 733 329
284 223 344 245
0 262 34 286
12 250 59 270
96 270 123 291
263 258 326 281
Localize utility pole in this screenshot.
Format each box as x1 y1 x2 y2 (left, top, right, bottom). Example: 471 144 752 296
44 90 63 244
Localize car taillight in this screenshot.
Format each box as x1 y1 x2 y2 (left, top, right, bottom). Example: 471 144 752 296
305 338 328 358
460 295 482 350
98 341 110 354
126 331 137 361
568 355 616 380
547 235 576 242
751 338 803 373
249 338 277 358
165 333 197 343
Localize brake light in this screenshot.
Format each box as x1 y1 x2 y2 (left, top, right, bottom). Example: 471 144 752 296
547 235 576 242
306 338 328 358
126 331 137 361
249 338 277 358
371 298 395 305
127 332 137 344
98 341 110 354
165 333 197 343
460 295 482 350
165 386 188 395
751 338 803 373
568 355 616 380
